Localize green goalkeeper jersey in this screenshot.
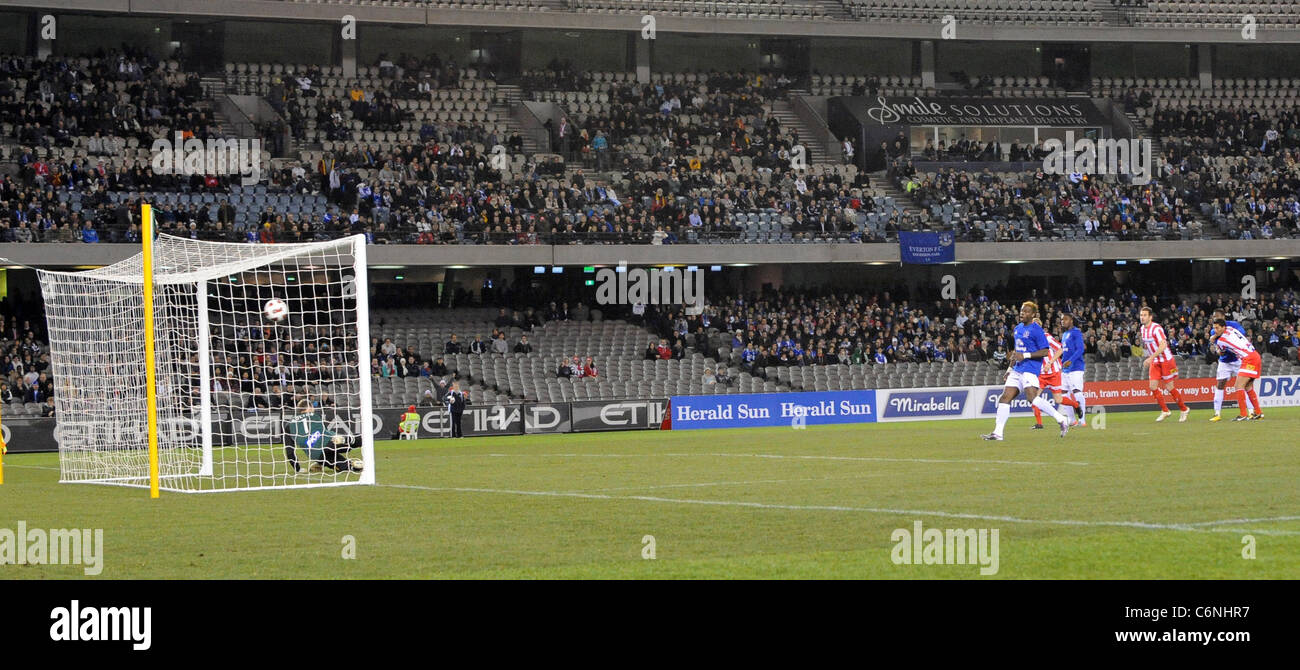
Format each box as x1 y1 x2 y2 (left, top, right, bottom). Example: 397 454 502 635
287 412 333 460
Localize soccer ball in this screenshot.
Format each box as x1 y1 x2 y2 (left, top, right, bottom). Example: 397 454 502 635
350 459 364 473
264 298 289 321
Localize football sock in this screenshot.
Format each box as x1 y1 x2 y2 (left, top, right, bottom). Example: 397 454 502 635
1247 388 1260 414
1213 388 1224 414
1154 389 1169 412
994 402 1011 437
1237 389 1250 417
1031 395 1069 424
284 445 299 472
1169 388 1188 411
1033 406 1043 425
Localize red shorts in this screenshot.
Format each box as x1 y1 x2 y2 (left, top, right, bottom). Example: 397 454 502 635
1039 371 1062 390
1236 351 1262 379
1148 358 1178 381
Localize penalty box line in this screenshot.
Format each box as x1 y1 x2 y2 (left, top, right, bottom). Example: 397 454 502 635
380 483 1300 536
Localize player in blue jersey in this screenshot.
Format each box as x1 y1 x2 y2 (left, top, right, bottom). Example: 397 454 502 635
1207 309 1257 421
1056 312 1087 426
983 301 1072 440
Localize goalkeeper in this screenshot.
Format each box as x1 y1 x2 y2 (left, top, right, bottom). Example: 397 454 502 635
284 400 362 473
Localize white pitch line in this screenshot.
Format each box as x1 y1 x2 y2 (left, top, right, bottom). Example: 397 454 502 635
1186 515 1300 527
693 452 1093 467
380 483 1300 536
1 463 60 471
575 473 893 493
1203 527 1300 537
473 452 1090 467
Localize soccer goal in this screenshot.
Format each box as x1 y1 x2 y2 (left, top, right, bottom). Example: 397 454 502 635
38 208 374 493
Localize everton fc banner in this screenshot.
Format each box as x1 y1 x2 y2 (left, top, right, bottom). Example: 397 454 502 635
899 230 955 264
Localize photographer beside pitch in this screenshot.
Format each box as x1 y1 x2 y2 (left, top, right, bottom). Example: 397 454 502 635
284 400 363 473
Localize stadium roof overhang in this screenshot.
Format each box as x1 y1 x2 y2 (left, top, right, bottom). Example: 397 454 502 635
4 0 1300 44
4 241 1299 269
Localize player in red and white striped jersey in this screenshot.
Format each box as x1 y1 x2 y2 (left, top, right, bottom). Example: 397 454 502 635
1212 317 1264 421
1139 307 1189 422
1032 326 1066 429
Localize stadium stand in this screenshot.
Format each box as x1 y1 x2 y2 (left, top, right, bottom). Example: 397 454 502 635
5 32 1300 246
1128 1 1300 29
839 0 1104 25
0 305 54 418
569 0 828 20
894 166 1210 242
810 73 1070 99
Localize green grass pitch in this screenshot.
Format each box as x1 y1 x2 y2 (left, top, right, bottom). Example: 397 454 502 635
2 408 1297 579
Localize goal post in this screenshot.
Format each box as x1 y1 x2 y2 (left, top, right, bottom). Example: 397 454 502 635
142 202 161 498
38 210 375 494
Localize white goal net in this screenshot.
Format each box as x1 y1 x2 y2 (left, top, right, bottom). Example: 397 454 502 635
38 232 374 492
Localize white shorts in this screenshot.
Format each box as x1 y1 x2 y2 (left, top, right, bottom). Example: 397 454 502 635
1062 370 1085 394
1004 369 1040 392
1215 359 1242 381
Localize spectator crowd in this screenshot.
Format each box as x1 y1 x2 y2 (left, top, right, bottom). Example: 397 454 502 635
5 48 1300 245
633 283 1300 378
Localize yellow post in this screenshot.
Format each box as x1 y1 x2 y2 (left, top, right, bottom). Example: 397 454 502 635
142 203 160 498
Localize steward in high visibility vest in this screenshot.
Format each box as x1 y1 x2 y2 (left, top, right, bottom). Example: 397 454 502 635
394 405 421 439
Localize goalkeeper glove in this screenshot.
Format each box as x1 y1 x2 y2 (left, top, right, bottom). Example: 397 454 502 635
332 435 346 446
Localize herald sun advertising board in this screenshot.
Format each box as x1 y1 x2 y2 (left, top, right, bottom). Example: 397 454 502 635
669 391 876 430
